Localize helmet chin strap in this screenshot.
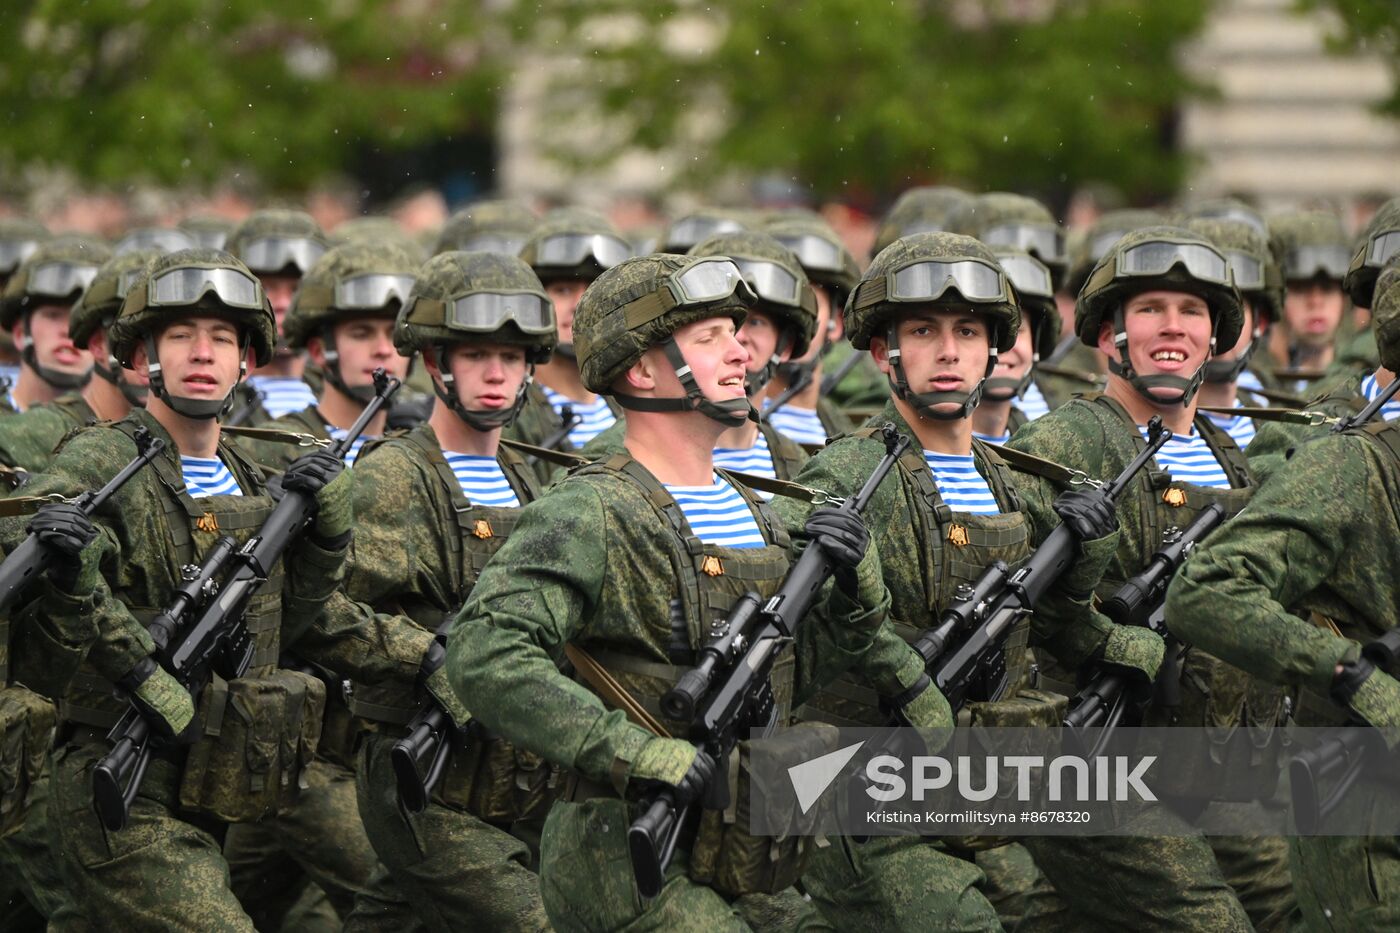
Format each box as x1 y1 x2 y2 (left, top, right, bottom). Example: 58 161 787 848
318 326 381 405
742 330 795 397
20 319 90 390
1107 305 1217 406
1203 326 1260 384
431 345 528 432
612 337 756 429
93 355 149 407
981 316 1041 403
883 324 996 422
773 328 826 394
143 334 246 420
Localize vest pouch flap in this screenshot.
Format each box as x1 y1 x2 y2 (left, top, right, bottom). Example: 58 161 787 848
0 685 56 839
434 727 558 824
178 669 326 824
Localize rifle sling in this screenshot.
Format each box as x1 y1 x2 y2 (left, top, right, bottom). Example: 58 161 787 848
499 438 590 469
990 445 1090 488
564 643 671 739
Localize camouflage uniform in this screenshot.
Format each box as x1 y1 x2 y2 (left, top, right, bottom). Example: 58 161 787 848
447 253 910 932
0 396 97 474
1008 227 1289 932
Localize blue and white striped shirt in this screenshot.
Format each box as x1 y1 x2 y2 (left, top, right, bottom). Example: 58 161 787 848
1141 425 1231 489
182 456 243 499
665 476 766 548
1201 400 1256 451
326 427 372 467
247 376 318 420
541 386 617 447
1360 372 1400 422
1237 368 1264 395
713 432 777 498
442 452 520 508
972 430 1011 446
925 451 1000 514
763 402 827 447
1018 380 1051 422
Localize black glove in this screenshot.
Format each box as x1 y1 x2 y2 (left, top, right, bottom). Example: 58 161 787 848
1052 486 1118 541
804 506 869 595
28 502 98 592
282 448 353 542
281 448 344 497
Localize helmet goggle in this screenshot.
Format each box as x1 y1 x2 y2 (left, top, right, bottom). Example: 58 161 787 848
114 229 196 256
0 239 42 275
854 258 1011 310
1090 230 1132 263
117 268 149 298
734 258 804 307
773 233 844 273
148 266 263 309
447 291 554 335
240 236 326 275
997 254 1054 300
982 223 1066 263
1224 251 1265 291
1364 230 1400 268
334 273 416 310
665 217 744 249
1193 205 1267 237
27 262 99 299
616 258 757 328
1284 245 1350 281
458 233 527 256
1114 239 1231 285
534 233 632 270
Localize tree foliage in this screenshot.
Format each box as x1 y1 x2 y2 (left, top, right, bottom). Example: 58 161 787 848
0 0 501 191
1305 0 1400 115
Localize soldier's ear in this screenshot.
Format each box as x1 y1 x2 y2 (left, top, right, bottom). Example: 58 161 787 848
305 335 327 368
868 335 891 374
1096 320 1119 361
622 349 660 392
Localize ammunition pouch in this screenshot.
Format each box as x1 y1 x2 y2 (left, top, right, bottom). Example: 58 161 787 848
0 685 55 838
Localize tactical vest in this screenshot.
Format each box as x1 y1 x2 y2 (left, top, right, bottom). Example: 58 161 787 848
802 430 1058 731
567 453 812 896
757 421 809 482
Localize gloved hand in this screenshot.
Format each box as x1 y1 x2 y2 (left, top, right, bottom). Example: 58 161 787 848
804 506 869 596
419 636 472 728
882 672 954 731
282 448 353 543
1101 624 1166 684
119 658 198 744
628 737 716 805
1052 486 1119 541
1333 658 1400 749
28 502 100 595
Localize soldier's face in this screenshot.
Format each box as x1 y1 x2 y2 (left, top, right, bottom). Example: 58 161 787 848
993 319 1035 383
20 303 92 379
1099 290 1213 391
312 318 408 387
1212 301 1258 363
146 317 244 401
647 317 749 402
737 309 790 374
546 280 589 345
814 285 845 343
870 308 992 414
259 273 300 355
437 340 528 413
1284 280 1345 349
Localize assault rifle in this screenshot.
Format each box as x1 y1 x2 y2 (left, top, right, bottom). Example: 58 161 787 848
909 417 1172 713
0 427 165 611
1062 502 1228 753
627 423 910 898
391 616 461 813
1331 377 1400 435
92 370 401 831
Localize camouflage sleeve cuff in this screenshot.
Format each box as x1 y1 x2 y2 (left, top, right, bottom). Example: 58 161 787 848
575 716 652 791
1031 599 1115 672
1053 530 1119 601
1310 637 1362 695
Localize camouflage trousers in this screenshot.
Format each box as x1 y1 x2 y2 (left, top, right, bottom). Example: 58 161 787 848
1289 775 1400 932
47 737 255 932
976 842 1079 933
222 756 380 929
800 835 1004 932
538 797 831 933
0 769 82 929
343 731 550 933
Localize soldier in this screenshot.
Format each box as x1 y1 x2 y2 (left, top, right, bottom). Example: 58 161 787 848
446 252 909 931
1259 209 1349 384
970 246 1062 443
178 214 236 251
290 250 557 931
871 186 973 254
657 208 748 253
947 192 1068 290
0 219 51 391
114 227 197 256
227 209 330 423
0 249 159 476
1268 209 1371 381
1165 252 1400 931
783 233 1125 932
433 199 538 257
0 235 108 413
19 248 352 928
331 216 427 262
1007 226 1294 931
509 208 631 469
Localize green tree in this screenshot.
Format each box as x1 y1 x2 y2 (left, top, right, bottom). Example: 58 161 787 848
525 0 1213 204
1304 0 1400 115
0 0 501 190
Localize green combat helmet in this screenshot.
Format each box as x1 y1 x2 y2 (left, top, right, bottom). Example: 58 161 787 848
1182 196 1269 239
110 248 277 419
1076 225 1243 406
70 248 164 406
872 186 973 255
1066 209 1166 296
395 250 555 430
659 209 749 253
1267 210 1350 286
1 234 111 389
330 216 426 262
846 232 1020 420
285 241 420 402
227 209 329 277
1368 253 1400 372
519 207 632 359
433 199 538 256
574 252 759 427
1343 196 1400 309
178 214 237 250
987 245 1060 402
688 231 817 395
114 227 196 256
1186 218 1282 384
0 217 50 282
947 192 1068 289
764 213 861 309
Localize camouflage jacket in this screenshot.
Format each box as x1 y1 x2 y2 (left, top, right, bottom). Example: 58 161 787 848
1245 372 1367 486
505 379 622 484
240 405 333 473
0 395 96 473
